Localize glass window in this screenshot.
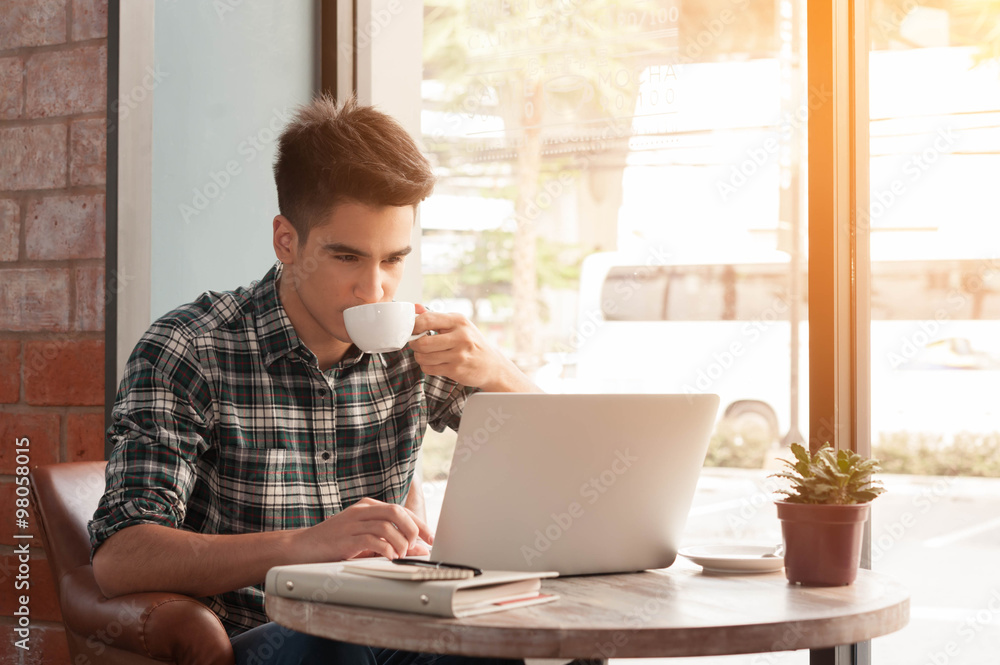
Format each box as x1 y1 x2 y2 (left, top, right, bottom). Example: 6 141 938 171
421 2 808 662
868 2 1000 663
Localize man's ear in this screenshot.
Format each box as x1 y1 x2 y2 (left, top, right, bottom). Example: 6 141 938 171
273 215 299 263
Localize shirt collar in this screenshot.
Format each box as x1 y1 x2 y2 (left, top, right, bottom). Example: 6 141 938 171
254 262 302 367
253 262 387 370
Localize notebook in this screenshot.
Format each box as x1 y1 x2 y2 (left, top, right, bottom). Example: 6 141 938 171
265 562 558 617
429 393 720 575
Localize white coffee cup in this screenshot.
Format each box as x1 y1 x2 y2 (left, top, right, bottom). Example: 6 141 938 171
343 302 429 353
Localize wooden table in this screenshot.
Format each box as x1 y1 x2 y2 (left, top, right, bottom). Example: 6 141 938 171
266 563 909 661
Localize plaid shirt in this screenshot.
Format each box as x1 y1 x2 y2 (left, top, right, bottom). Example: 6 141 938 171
88 262 473 634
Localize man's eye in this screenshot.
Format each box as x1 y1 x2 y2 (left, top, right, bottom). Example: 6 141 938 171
335 255 358 263
385 256 404 265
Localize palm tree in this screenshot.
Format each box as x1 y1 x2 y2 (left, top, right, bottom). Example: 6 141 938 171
423 0 675 370
424 228 585 327
951 0 1000 64
871 0 1000 60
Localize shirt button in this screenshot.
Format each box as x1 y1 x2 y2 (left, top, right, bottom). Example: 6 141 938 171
320 451 332 462
318 388 327 397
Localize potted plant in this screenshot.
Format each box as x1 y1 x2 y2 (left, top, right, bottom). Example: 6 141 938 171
771 443 886 586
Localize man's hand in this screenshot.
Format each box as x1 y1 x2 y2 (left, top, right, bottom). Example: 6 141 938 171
409 304 541 392
291 497 435 562
403 538 432 557
93 498 433 599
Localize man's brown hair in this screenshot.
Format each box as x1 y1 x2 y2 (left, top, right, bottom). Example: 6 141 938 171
273 94 435 241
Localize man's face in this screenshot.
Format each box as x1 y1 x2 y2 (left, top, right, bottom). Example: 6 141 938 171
276 201 415 347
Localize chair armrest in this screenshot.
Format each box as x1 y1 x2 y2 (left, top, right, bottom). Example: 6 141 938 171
60 566 235 665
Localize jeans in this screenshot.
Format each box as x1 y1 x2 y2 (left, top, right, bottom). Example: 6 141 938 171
231 621 525 665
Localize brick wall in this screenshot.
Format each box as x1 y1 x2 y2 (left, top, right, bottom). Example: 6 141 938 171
0 1 108 663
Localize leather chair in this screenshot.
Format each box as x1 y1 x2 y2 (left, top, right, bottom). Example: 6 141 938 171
29 462 234 665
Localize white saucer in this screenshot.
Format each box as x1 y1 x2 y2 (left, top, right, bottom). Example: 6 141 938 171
678 545 784 574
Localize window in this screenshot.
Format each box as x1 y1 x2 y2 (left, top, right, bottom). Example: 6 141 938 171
867 3 1000 663
352 1 1000 663
419 2 808 662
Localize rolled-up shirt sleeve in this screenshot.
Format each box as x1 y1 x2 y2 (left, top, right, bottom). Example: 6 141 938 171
423 375 478 433
88 326 212 558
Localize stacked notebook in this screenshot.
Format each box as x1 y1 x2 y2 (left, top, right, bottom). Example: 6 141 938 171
265 559 559 618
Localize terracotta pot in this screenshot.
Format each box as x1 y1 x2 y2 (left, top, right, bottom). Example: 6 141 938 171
776 501 870 586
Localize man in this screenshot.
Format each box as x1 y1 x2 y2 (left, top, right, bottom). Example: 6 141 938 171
89 95 538 664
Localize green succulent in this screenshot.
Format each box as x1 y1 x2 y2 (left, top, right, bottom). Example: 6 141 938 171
771 443 887 505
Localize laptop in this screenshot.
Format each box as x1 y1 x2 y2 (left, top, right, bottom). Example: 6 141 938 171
429 393 720 576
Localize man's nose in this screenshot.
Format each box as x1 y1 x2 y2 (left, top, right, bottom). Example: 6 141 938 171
354 266 386 303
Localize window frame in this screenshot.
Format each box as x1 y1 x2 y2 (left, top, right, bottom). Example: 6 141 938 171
808 0 871 662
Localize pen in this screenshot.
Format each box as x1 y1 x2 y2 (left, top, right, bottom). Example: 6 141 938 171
392 558 483 576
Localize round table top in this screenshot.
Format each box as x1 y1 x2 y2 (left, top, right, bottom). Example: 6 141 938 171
265 563 909 659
